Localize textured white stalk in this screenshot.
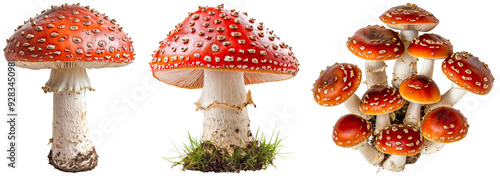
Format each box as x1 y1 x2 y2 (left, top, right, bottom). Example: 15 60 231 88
43 67 94 93
51 90 94 167
404 102 421 129
197 69 253 151
383 155 406 172
375 113 391 134
343 94 370 120
354 141 384 165
425 83 468 113
365 61 388 88
421 139 445 155
392 30 418 88
420 58 435 78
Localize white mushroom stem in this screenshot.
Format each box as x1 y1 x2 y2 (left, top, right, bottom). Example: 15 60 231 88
425 83 467 113
44 66 97 171
343 94 371 120
383 155 406 172
420 58 434 78
392 30 418 88
196 69 253 152
51 90 95 167
365 61 388 88
404 102 421 129
375 113 391 134
352 141 384 165
421 140 445 155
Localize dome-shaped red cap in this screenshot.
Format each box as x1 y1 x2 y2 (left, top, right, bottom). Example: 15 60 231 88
4 4 134 69
421 107 469 143
376 124 424 156
379 3 439 32
150 5 299 89
360 85 406 115
347 25 405 61
333 114 372 148
399 75 441 104
442 51 494 95
408 33 453 59
313 63 362 106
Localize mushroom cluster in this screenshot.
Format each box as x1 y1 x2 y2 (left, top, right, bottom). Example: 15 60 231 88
313 3 494 172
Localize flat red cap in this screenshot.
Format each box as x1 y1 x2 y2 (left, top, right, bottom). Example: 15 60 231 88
333 114 372 148
347 25 404 61
4 4 134 69
360 85 406 115
442 51 494 95
421 107 469 143
313 63 362 106
151 5 299 89
399 75 441 104
408 33 453 59
379 3 439 32
376 124 424 156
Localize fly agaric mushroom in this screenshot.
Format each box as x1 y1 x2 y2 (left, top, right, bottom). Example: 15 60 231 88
333 114 384 165
150 5 299 154
408 34 453 78
3 4 134 172
347 25 405 88
425 52 494 113
376 124 424 172
380 3 439 88
360 85 406 134
313 63 367 119
399 75 440 129
420 107 469 154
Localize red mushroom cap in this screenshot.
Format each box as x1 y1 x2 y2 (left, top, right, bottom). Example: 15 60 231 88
150 5 299 89
442 51 494 95
408 33 453 59
347 25 405 61
421 107 469 143
4 4 134 69
360 85 406 115
333 114 372 148
379 3 439 32
313 63 362 106
375 124 424 156
399 75 441 104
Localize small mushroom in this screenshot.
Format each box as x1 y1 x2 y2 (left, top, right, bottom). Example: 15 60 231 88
408 33 453 78
399 75 441 129
425 52 494 113
420 107 469 154
376 124 424 172
3 4 134 172
360 85 406 134
379 3 440 88
313 63 367 119
347 25 405 88
333 114 384 165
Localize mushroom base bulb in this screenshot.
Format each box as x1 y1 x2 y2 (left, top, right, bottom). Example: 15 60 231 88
197 69 254 152
49 90 97 172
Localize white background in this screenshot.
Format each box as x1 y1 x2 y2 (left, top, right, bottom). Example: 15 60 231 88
1 0 499 175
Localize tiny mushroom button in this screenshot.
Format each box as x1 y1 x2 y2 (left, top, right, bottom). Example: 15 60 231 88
347 25 405 88
421 107 469 154
376 124 424 172
426 51 494 112
312 63 366 118
333 114 384 165
361 85 406 133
